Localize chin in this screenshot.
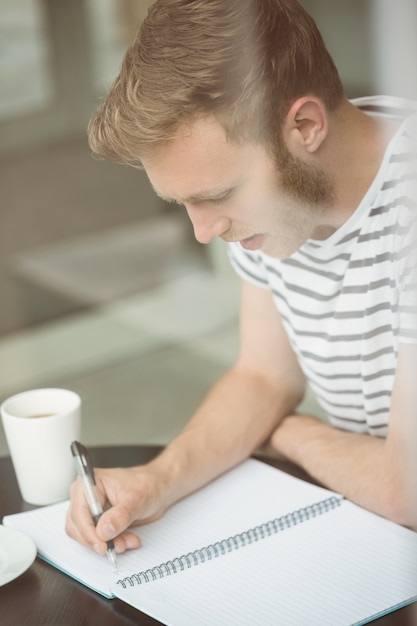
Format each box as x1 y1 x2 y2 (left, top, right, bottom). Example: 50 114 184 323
262 243 300 260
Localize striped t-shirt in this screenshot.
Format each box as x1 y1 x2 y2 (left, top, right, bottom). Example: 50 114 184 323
228 96 417 437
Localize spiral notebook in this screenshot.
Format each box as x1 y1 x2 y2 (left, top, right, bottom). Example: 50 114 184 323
3 459 417 625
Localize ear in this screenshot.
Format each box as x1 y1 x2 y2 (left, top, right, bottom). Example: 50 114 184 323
283 97 328 154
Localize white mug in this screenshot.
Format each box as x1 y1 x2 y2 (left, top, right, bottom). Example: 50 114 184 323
1 388 81 505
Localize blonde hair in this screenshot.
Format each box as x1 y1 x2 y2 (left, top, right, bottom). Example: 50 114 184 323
89 0 344 167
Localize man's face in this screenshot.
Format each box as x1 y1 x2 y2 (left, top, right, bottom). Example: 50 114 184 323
142 117 334 259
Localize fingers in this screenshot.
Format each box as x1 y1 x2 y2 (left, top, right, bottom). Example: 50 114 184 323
65 472 142 555
66 477 101 550
96 506 141 553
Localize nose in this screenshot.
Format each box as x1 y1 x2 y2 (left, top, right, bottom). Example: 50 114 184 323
185 205 231 244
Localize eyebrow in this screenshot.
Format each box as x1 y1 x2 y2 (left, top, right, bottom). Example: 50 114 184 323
153 186 235 205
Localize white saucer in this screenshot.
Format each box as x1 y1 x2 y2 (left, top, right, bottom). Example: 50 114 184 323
0 525 37 586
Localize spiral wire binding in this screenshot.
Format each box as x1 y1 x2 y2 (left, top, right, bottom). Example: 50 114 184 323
116 495 342 588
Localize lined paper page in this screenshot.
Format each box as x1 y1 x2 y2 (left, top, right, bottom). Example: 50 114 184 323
3 459 337 598
115 459 338 573
116 502 417 626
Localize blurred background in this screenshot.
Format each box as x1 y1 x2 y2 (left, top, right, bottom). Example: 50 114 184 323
0 0 416 455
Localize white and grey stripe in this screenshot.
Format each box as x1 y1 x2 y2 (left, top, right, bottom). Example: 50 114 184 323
228 97 417 436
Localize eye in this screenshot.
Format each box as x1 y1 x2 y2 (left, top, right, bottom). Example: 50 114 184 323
217 189 234 203
203 189 234 206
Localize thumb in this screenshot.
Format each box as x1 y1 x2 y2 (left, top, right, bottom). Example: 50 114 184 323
96 503 134 542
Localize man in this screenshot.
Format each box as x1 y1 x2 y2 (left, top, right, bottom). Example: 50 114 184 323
66 0 417 557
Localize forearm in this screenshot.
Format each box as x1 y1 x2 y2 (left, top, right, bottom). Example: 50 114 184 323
147 365 303 511
271 413 414 526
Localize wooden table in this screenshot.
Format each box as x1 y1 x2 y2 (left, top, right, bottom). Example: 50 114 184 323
0 445 415 625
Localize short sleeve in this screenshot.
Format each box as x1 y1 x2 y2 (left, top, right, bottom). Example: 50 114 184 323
398 224 417 344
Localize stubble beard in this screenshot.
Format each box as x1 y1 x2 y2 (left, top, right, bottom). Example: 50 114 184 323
260 145 336 259
274 143 335 208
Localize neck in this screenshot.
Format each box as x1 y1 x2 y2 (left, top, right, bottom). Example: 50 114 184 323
321 101 401 230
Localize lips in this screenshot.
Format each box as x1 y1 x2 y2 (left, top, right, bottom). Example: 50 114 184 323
239 234 265 251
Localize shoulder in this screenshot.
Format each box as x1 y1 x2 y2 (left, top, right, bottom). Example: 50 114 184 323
351 95 417 120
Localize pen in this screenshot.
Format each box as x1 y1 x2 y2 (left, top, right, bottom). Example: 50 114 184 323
71 440 118 569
